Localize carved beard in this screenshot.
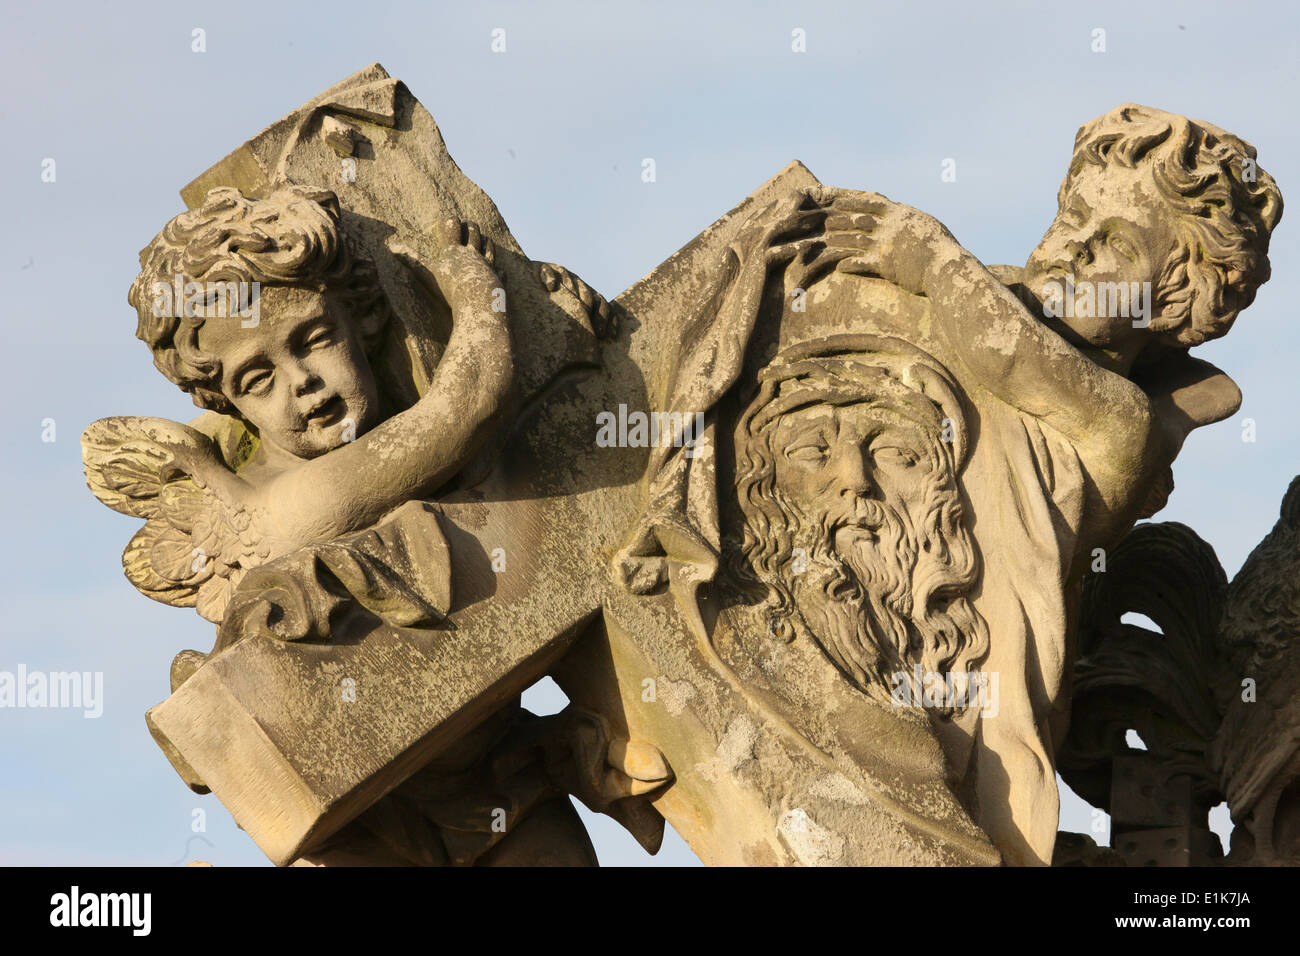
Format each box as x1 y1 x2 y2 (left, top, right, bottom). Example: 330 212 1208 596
786 492 921 704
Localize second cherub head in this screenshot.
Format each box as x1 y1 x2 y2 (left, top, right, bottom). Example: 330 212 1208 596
1022 103 1282 368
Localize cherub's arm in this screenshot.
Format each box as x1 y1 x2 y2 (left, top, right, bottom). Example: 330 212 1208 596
265 221 514 545
812 188 1153 476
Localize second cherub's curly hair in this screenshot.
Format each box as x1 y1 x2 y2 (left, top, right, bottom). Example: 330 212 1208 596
1065 104 1283 347
129 185 390 415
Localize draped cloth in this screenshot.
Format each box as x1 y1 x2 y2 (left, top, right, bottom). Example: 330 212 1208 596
605 196 1244 866
216 499 453 653
611 248 745 637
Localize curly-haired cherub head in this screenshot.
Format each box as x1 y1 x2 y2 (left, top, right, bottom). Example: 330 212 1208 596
1023 103 1283 353
129 185 391 460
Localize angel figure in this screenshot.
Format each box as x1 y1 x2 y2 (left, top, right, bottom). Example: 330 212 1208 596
82 184 512 631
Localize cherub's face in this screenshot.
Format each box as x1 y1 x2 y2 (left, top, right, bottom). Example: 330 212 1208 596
198 286 380 460
1022 164 1179 347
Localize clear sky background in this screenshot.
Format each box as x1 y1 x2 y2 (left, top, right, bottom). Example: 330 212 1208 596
2 0 1296 865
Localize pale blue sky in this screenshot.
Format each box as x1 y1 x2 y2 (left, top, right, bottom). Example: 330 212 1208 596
2 0 1295 865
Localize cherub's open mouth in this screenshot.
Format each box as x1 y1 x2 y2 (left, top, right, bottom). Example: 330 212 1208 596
304 395 345 427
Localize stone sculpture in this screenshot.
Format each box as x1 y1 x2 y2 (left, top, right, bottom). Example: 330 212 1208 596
83 64 1282 865
1060 476 1300 867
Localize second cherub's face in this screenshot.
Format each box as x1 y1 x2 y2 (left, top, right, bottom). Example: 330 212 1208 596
1022 164 1180 348
198 286 381 461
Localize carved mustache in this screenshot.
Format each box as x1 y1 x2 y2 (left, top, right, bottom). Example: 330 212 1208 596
821 499 889 534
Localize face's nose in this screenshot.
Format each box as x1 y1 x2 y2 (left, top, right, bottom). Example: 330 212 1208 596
285 360 322 398
833 443 875 499
1032 213 1092 266
1065 236 1092 269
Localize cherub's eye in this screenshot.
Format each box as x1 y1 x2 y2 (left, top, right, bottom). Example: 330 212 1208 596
239 369 273 396
304 323 336 349
1107 233 1138 261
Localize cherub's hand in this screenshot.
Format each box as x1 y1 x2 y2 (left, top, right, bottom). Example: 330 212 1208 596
807 187 963 295
390 217 503 312
706 192 839 328
730 190 831 274
432 216 497 268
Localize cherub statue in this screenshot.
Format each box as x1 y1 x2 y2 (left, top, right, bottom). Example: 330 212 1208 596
82 184 511 628
83 184 666 865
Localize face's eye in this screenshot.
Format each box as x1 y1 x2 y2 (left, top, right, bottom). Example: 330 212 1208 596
236 367 274 397
303 322 337 350
786 443 829 465
1106 231 1139 261
873 445 918 468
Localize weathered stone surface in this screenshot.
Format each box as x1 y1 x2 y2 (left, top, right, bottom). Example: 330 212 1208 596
1061 477 1300 867
83 64 1285 866
1113 827 1223 868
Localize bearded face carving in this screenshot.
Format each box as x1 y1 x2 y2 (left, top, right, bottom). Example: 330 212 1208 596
728 340 988 717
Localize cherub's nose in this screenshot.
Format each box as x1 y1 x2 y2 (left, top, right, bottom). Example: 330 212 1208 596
1066 238 1092 269
287 363 322 397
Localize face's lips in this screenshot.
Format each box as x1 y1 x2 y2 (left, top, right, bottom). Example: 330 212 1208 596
828 506 885 536
835 526 878 555
303 394 345 428
1026 259 1070 283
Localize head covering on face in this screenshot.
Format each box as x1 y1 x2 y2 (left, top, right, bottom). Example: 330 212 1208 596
613 268 971 642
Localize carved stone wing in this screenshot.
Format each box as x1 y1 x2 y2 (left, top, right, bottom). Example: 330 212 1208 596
81 416 262 620
1060 521 1232 810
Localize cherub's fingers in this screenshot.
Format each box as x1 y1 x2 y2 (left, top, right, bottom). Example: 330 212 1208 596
823 211 879 234
788 247 857 289
433 217 463 250
806 185 842 205
766 236 828 267
823 230 878 251
729 199 780 254
765 190 823 227
762 207 829 246
809 186 893 212
835 257 887 277
831 192 892 212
